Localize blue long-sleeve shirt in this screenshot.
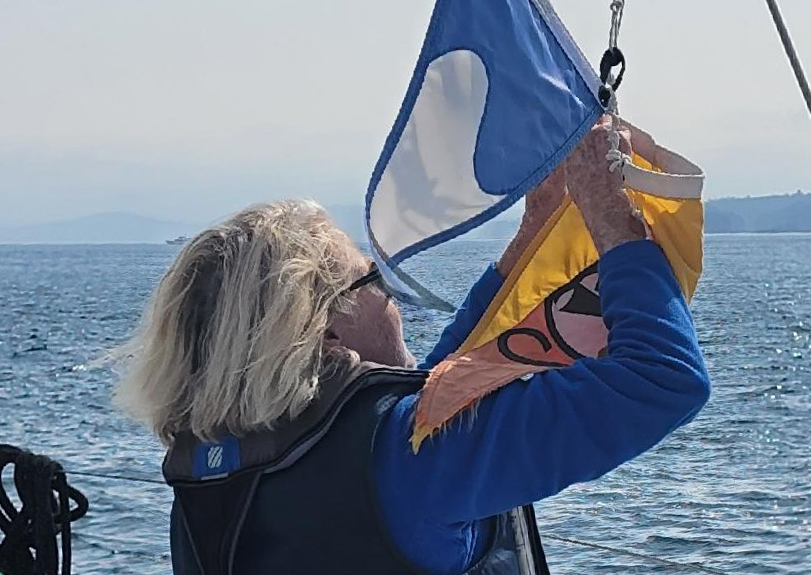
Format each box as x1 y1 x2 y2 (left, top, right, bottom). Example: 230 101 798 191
372 240 711 574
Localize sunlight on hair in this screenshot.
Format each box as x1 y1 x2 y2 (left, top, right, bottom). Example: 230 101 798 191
112 200 362 445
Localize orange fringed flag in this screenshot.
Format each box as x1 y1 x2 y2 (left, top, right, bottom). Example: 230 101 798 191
412 122 705 451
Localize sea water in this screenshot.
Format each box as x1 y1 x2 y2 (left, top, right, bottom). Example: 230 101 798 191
1 235 809 574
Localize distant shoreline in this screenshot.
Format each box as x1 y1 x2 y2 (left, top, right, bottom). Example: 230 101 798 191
3 231 811 247
2 192 808 243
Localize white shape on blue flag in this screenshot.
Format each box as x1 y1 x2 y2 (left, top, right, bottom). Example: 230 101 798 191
365 0 604 309
369 50 495 259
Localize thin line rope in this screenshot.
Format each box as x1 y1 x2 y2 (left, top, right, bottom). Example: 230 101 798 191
605 89 629 174
764 0 811 117
540 533 731 575
604 0 631 175
608 0 625 50
66 469 165 485
72 532 170 560
62 468 733 574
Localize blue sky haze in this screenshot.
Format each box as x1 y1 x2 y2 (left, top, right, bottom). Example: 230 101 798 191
0 0 809 227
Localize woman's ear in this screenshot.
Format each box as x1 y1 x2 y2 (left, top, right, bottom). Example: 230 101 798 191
323 326 341 347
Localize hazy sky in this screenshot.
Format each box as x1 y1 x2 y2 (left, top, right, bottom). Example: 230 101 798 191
1 0 810 227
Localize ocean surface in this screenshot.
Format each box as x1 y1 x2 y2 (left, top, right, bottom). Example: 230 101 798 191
1 235 809 574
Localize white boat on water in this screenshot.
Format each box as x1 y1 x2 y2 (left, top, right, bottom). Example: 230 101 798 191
165 236 188 246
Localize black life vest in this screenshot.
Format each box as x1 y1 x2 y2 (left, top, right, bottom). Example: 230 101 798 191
163 363 550 575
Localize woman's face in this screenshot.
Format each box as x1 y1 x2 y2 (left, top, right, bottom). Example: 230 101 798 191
327 254 415 369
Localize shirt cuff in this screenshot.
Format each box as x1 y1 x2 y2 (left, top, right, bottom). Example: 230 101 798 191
418 263 505 370
598 239 663 274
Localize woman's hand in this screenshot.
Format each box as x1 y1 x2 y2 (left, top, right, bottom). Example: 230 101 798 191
496 116 646 277
496 163 566 277
565 116 646 255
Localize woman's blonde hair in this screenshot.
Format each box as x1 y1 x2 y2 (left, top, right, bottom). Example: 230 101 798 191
114 200 361 445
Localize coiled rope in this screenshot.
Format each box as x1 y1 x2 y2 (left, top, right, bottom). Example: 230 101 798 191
0 445 88 575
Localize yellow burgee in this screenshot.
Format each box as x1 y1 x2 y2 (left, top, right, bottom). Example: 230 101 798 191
412 122 705 451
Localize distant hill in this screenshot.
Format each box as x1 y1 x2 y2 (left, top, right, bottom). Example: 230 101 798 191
438 191 811 237
334 190 811 240
0 208 366 245
323 205 521 243
705 190 811 233
3 191 806 244
0 212 200 244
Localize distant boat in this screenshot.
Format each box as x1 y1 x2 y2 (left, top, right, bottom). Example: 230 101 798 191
165 236 188 245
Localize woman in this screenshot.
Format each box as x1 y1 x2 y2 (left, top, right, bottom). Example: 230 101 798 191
116 119 710 575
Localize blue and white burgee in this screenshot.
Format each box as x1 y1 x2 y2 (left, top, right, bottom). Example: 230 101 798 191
365 0 604 310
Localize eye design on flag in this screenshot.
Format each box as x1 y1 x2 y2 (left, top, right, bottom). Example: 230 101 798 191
495 263 608 367
545 263 607 360
497 327 558 367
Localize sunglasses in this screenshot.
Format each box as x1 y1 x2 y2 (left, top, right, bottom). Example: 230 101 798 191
346 262 382 292
346 262 401 301
345 261 456 311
